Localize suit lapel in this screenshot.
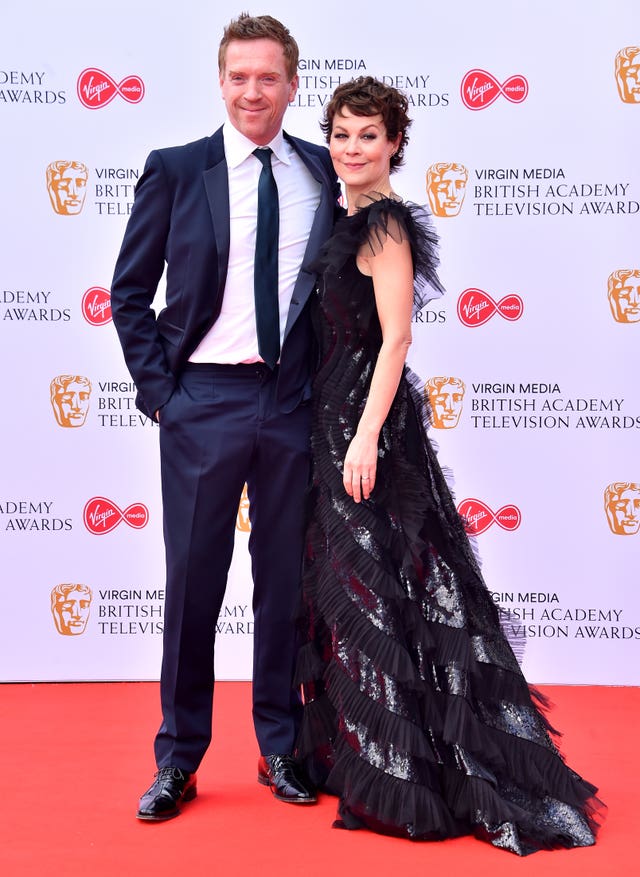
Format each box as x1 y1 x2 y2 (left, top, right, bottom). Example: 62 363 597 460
203 130 231 299
283 134 335 339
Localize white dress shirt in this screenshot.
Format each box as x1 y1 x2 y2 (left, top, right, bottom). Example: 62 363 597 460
189 122 322 364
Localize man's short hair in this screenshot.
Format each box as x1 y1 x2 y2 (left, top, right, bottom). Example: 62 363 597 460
218 13 299 80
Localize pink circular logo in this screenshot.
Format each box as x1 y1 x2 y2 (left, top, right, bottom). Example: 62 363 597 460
457 287 524 327
83 497 149 534
81 287 112 326
77 68 145 109
461 69 529 110
458 498 522 535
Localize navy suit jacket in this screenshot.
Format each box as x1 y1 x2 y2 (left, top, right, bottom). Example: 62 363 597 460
111 127 340 419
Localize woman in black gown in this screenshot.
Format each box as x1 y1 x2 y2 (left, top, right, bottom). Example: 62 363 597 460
295 76 603 855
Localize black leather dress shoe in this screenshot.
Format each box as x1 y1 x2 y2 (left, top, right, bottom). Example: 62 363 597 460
257 754 317 803
136 767 197 821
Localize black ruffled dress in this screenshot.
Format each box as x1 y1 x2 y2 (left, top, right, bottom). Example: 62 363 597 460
295 197 602 855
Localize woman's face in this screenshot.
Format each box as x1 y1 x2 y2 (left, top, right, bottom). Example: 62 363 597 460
329 107 400 195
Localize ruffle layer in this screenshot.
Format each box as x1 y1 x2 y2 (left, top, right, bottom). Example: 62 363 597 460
297 196 603 854
299 677 602 855
302 643 596 808
308 196 445 312
323 737 600 856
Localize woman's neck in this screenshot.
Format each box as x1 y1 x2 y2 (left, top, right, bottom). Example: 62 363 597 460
345 186 398 215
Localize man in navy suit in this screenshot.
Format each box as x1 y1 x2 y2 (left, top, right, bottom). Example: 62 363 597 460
110 13 340 821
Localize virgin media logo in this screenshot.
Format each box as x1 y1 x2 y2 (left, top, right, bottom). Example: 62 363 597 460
458 498 521 535
461 69 528 110
81 287 112 326
83 497 149 534
77 68 145 109
457 287 524 327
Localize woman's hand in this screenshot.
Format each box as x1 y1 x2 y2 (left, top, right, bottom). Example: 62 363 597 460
343 430 378 502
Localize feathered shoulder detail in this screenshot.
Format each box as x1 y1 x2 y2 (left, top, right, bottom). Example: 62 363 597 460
310 195 445 310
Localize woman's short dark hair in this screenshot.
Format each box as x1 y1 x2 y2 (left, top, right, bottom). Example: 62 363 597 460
321 76 411 171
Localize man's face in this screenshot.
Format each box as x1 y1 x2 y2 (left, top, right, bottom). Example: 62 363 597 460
430 381 464 428
606 487 640 535
49 166 88 215
428 168 467 216
219 38 298 145
619 53 640 102
52 380 91 427
609 272 640 323
54 589 92 635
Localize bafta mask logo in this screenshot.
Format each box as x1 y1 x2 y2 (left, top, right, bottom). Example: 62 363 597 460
608 270 640 323
604 482 640 535
426 163 468 217
46 161 88 215
425 377 466 428
236 484 251 532
51 584 93 636
615 47 640 103
50 375 92 428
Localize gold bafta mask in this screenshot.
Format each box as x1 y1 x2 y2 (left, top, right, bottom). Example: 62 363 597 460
615 47 640 103
236 483 251 532
426 162 468 217
425 376 466 428
608 270 640 323
51 584 93 635
46 160 89 215
604 482 640 535
50 375 92 427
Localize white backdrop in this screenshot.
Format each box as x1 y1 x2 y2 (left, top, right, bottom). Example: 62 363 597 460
1 0 638 684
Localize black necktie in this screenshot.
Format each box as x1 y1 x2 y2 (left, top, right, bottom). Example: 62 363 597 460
253 147 280 369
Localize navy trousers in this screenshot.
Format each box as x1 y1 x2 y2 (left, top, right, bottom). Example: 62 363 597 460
154 362 312 772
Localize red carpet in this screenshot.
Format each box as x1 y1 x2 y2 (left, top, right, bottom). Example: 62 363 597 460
0 682 635 875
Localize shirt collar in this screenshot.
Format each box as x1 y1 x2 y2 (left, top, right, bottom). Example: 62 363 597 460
223 122 291 169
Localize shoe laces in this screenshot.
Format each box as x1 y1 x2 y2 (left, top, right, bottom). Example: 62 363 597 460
267 754 297 774
155 766 189 782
